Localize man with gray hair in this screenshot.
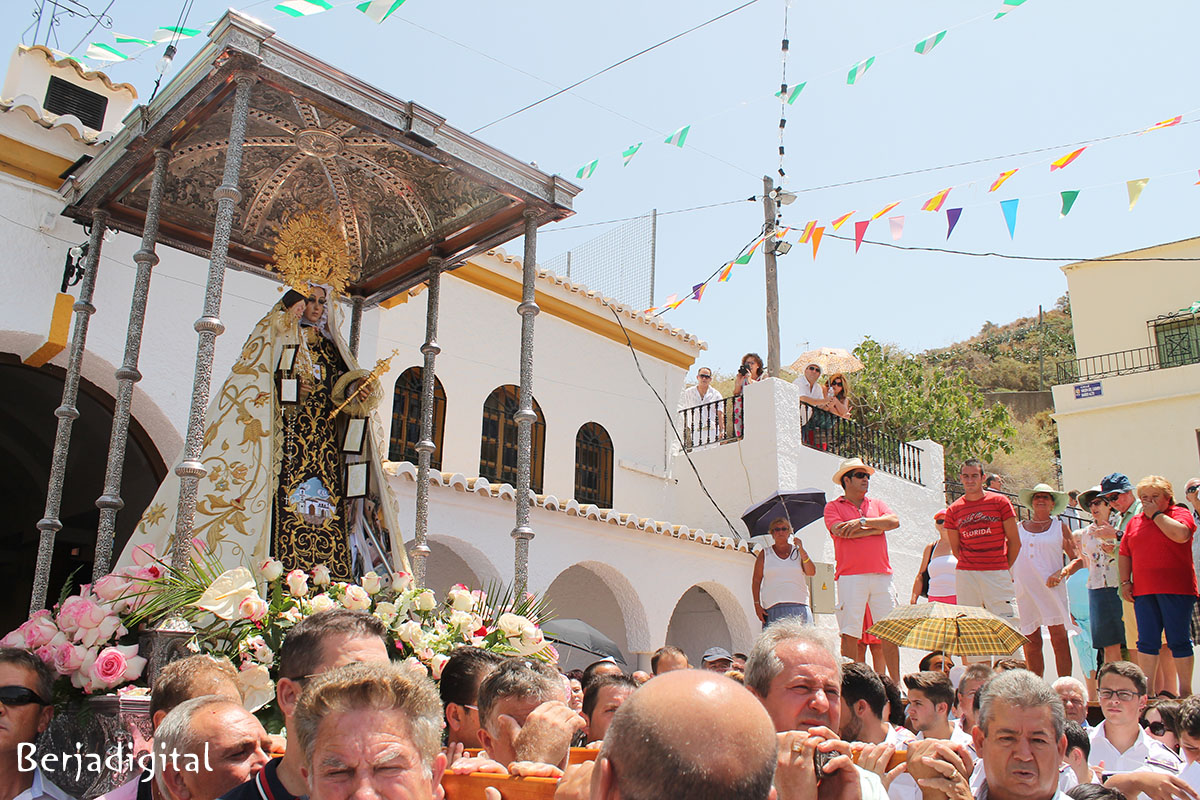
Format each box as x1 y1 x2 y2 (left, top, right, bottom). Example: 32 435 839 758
292 662 445 800
475 658 584 770
1052 676 1089 729
155 697 271 800
969 670 1069 800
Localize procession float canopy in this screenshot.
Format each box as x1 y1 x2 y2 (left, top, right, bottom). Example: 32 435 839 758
59 9 580 304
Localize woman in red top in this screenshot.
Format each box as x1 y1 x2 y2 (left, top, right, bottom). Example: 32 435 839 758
1118 475 1199 696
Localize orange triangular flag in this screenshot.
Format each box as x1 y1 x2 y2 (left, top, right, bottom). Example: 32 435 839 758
1050 147 1086 171
811 226 825 258
831 211 855 231
989 169 1018 193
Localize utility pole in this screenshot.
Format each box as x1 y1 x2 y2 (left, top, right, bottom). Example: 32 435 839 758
761 175 781 377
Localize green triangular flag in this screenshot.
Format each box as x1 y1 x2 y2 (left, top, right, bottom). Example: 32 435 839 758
664 125 690 148
1060 190 1080 217
914 31 946 55
621 143 642 167
275 0 333 17
734 252 753 265
154 25 201 41
85 43 128 61
775 82 807 104
575 160 598 179
847 56 875 85
113 33 157 47
356 0 406 23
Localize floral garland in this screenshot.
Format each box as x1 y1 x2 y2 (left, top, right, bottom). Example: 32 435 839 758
2 541 556 712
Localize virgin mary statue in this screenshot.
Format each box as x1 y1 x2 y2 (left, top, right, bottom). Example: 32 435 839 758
116 282 408 581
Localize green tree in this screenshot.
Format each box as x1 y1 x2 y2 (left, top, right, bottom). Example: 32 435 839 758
850 337 1016 470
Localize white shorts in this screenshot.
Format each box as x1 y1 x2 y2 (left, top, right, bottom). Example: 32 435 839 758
955 570 1017 621
835 573 897 637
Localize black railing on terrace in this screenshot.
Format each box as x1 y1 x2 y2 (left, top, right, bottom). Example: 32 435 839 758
679 395 740 449
804 415 924 485
945 482 1091 530
1057 307 1200 383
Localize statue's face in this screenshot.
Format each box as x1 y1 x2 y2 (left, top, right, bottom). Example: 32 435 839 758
304 287 327 324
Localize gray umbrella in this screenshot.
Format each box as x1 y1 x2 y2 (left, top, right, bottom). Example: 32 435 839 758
741 489 827 537
542 618 627 665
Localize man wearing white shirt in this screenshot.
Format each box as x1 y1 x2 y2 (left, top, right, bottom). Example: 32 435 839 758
0 648 72 800
905 671 975 752
1087 661 1186 800
678 367 724 448
969 670 1070 800
954 664 993 740
840 662 915 747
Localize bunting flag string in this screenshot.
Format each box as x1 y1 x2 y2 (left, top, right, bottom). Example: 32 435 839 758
776 82 807 105
989 169 1019 193
922 188 952 212
846 57 876 85
1060 190 1080 217
575 160 599 180
1126 178 1148 210
622 143 642 167
356 0 406 23
854 220 870 252
831 211 855 231
717 262 735 283
889 216 905 240
664 125 691 148
85 43 128 61
275 0 333 17
999 199 1019 238
871 201 901 220
914 30 947 55
1142 117 1182 133
690 283 707 301
798 221 817 243
811 227 825 258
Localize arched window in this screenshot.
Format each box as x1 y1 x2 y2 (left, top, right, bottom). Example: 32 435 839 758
574 422 614 508
480 385 545 492
389 366 446 469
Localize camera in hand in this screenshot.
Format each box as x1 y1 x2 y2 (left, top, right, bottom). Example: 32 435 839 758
738 364 750 376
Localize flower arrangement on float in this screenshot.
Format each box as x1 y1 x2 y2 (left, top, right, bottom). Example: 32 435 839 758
1 540 555 712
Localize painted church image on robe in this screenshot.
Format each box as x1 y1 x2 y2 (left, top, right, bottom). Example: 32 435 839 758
0 18 947 671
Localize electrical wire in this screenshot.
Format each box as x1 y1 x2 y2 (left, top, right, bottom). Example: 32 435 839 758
605 304 741 539
470 0 763 134
541 198 753 233
822 231 1200 262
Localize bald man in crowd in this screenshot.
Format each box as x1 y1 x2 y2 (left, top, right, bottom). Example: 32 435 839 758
554 670 778 800
154 697 272 800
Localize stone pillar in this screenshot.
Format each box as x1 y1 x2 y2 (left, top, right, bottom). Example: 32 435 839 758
412 256 443 587
348 294 364 358
511 212 540 594
30 210 109 611
169 73 257 572
93 149 170 579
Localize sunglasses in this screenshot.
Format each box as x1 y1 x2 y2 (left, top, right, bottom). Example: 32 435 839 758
831 381 843 387
1187 486 1199 495
806 366 821 372
698 374 712 379
1141 719 1167 737
848 471 871 480
0 686 48 707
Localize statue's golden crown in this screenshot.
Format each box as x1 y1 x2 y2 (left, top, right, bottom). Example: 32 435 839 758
271 212 356 296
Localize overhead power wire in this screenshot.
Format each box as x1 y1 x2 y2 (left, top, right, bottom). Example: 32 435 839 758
470 0 763 134
822 231 1200 262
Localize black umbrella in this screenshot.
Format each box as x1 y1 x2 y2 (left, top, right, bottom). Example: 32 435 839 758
542 618 627 665
741 490 827 537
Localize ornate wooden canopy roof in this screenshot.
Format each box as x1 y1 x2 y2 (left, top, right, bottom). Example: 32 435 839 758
62 11 579 306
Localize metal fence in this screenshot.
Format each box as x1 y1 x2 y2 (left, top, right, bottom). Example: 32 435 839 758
540 210 656 310
804 415 924 485
944 482 1091 529
1057 307 1200 383
679 395 740 449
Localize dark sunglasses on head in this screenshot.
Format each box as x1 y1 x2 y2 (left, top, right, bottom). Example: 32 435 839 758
1141 719 1167 737
0 686 48 707
849 471 871 480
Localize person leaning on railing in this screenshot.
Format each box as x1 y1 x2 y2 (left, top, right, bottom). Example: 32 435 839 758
678 367 724 448
733 353 764 439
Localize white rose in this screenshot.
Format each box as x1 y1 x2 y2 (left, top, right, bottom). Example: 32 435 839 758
237 594 268 623
431 654 450 680
447 586 474 612
342 585 371 612
252 641 274 665
373 601 398 626
414 590 436 612
285 570 309 598
497 613 527 638
259 559 284 582
390 572 413 592
307 593 335 614
234 664 275 713
394 620 423 645
447 610 474 632
361 572 382 595
311 565 332 587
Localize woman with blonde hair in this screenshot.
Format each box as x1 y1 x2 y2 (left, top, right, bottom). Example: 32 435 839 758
1118 475 1199 696
825 372 852 419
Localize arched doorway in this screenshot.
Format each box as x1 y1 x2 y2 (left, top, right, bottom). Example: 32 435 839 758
543 564 638 670
411 534 502 595
0 357 165 630
665 585 736 666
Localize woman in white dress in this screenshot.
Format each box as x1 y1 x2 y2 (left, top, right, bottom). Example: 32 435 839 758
910 509 958 604
1013 483 1084 678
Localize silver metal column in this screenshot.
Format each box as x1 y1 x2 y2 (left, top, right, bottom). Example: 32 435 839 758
92 150 170 580
412 255 443 587
30 211 109 611
170 73 257 571
511 212 539 594
348 294 364 358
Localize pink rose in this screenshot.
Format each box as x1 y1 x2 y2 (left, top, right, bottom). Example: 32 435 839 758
390 572 413 592
18 611 60 649
52 642 88 675
91 645 145 688
285 570 309 598
238 594 268 623
342 585 370 612
0 630 28 649
77 614 124 649
430 654 450 680
69 648 101 693
93 575 133 603
57 596 107 636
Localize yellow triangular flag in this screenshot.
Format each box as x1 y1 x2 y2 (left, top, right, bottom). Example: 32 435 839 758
1127 178 1149 211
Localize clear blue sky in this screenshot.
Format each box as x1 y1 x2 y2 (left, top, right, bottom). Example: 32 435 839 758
10 0 1199 376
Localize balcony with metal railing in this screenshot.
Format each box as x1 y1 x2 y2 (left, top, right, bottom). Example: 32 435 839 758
1056 306 1200 383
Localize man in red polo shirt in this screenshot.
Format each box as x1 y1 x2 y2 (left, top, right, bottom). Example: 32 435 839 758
824 457 901 682
944 458 1021 625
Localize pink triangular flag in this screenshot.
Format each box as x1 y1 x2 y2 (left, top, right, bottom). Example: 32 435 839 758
889 216 905 240
854 220 869 252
